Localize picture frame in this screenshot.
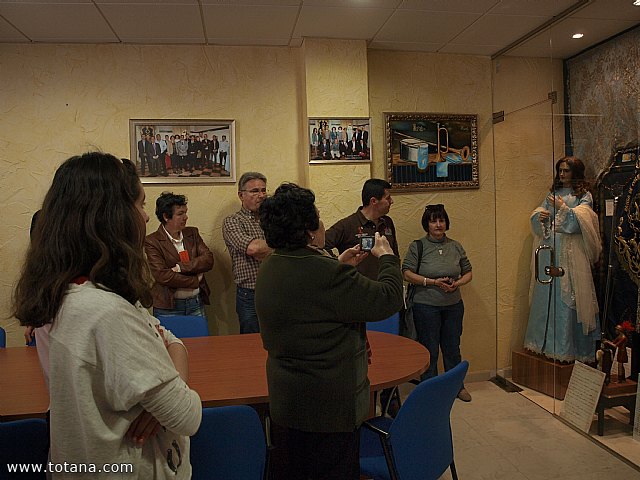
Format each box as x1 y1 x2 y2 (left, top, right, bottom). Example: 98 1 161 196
309 118 371 164
384 113 478 191
129 119 236 184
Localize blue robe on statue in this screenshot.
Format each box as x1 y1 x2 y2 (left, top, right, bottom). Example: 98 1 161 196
524 188 601 363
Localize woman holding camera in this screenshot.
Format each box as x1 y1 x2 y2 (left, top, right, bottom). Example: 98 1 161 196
255 183 403 480
402 204 473 402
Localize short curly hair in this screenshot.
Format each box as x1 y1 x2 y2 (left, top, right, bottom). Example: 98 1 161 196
259 183 319 249
155 192 187 224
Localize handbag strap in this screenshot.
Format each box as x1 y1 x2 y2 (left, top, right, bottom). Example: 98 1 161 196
413 239 424 275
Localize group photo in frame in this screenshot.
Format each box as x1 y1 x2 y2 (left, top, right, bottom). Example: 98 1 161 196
129 119 236 184
309 118 371 164
385 112 478 191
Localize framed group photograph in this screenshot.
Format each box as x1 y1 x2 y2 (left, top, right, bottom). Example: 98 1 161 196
129 119 236 184
309 118 371 164
384 113 478 191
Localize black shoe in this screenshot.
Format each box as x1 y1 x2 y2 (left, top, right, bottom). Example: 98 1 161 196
457 388 472 402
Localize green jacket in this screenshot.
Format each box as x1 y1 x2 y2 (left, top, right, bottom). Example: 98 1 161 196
255 247 403 432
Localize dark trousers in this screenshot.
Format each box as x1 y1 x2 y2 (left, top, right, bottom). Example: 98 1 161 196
236 287 260 333
413 301 464 381
268 422 360 480
140 155 148 175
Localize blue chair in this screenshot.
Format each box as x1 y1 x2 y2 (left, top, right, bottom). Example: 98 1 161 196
0 418 48 479
360 360 469 480
0 326 5 348
366 312 400 335
157 315 209 338
190 406 266 480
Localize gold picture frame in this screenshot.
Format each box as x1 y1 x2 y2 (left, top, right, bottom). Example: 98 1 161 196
385 112 478 191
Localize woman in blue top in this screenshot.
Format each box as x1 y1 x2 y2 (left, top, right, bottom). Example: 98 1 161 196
524 156 601 363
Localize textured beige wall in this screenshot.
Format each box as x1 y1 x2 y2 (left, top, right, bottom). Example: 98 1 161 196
0 44 302 344
0 42 563 380
492 56 566 369
367 50 497 376
303 38 372 223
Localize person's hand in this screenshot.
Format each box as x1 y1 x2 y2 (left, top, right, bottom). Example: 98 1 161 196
171 265 180 273
24 326 35 346
126 410 162 447
546 194 565 209
370 232 394 258
338 244 369 266
443 278 459 293
434 277 457 293
538 210 550 221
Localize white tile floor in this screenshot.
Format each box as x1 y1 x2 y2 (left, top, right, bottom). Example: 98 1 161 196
398 381 640 480
517 383 640 469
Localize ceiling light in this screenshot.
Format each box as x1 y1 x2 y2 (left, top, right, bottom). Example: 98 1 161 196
572 33 584 39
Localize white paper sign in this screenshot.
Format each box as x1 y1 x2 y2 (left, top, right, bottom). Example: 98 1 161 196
605 198 614 217
560 361 606 432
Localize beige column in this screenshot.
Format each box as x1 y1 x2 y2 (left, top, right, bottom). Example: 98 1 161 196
301 38 372 224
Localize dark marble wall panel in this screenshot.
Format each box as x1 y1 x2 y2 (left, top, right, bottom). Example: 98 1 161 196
566 27 639 178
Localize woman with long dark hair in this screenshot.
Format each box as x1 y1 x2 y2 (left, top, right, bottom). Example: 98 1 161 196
13 152 201 478
524 156 601 362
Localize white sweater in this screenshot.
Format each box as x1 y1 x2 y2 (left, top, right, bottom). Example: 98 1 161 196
48 282 201 479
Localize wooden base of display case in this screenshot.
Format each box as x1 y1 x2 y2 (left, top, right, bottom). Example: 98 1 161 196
597 377 637 435
512 349 574 400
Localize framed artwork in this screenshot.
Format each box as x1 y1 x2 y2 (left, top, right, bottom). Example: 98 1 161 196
309 118 371 164
385 113 478 191
129 119 236 184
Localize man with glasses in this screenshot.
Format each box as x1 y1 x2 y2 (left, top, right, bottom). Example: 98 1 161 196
223 172 272 333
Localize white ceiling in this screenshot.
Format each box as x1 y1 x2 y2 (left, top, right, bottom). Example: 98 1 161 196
0 0 638 59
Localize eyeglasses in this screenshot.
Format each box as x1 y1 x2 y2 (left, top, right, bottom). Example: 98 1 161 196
241 188 268 195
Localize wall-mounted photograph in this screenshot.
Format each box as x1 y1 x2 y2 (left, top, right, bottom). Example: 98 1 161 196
129 119 235 184
309 118 371 164
385 113 478 191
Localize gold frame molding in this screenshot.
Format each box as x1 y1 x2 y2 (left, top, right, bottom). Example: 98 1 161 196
384 112 479 191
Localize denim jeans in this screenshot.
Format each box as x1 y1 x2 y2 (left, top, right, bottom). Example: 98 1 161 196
413 301 464 382
236 287 260 334
154 295 207 319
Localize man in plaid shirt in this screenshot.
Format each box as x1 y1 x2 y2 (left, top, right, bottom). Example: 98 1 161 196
223 172 273 333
